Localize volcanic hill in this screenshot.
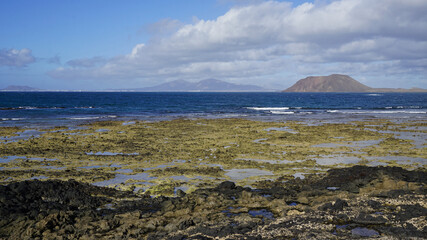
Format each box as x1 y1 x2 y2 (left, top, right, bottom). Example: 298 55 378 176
283 74 427 93
283 74 371 92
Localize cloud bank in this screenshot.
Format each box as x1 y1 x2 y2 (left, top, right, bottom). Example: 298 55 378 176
50 0 427 88
0 48 36 67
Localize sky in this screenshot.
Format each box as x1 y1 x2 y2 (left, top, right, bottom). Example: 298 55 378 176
0 0 426 90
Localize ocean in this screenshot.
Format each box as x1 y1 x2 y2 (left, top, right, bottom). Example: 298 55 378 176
1 92 426 127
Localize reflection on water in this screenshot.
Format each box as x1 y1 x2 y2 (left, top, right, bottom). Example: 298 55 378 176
225 168 274 180
93 173 156 187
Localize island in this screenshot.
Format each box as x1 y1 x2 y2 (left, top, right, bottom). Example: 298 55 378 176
283 74 427 92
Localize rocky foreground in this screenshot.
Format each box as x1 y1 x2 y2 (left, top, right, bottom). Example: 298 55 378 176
0 166 426 239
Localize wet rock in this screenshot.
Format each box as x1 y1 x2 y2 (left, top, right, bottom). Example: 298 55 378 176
367 200 382 209
178 219 194 230
176 189 186 197
0 166 426 239
216 181 236 190
287 209 303 216
354 213 386 225
351 227 379 237
332 199 348 211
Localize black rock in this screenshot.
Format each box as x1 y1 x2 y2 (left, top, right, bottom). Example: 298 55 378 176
332 199 349 211
216 181 236 190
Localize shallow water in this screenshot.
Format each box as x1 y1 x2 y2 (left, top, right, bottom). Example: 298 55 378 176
265 126 298 134
312 140 382 149
313 154 361 165
0 129 44 143
86 151 139 156
248 209 275 220
0 156 26 163
0 156 57 163
365 156 426 165
351 227 379 237
365 128 426 149
93 173 156 187
225 168 274 180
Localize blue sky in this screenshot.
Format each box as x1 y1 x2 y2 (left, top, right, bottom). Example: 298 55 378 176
1 0 426 90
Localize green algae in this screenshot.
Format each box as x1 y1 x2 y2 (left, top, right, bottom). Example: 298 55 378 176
0 118 425 194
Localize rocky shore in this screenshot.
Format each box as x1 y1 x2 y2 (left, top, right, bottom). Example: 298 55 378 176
1 166 426 239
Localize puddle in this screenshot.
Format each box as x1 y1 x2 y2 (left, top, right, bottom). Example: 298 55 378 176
237 158 301 165
249 209 274 220
312 140 381 149
313 154 361 165
86 152 139 156
173 159 187 163
122 121 136 126
288 202 298 206
365 129 426 149
30 175 48 180
98 203 115 211
222 207 242 218
64 132 93 136
367 161 388 166
93 173 157 187
143 163 176 170
0 156 58 163
41 166 66 170
0 129 44 143
0 156 26 163
28 157 58 161
351 227 379 237
327 187 340 191
199 163 223 168
225 169 274 180
402 126 427 131
170 175 190 181
95 129 110 132
253 138 268 144
293 173 305 179
115 169 133 173
365 156 426 166
265 127 298 134
79 164 123 169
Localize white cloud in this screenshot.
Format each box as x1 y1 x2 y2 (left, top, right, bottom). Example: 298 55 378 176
67 57 107 68
50 0 427 88
0 48 36 67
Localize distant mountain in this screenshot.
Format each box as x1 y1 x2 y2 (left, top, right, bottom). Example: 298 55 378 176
0 85 40 91
283 74 371 92
283 74 427 92
128 79 268 92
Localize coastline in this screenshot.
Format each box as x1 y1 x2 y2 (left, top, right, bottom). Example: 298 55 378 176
0 118 426 239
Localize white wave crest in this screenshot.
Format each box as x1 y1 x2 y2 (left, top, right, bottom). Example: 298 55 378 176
247 107 289 111
270 111 295 115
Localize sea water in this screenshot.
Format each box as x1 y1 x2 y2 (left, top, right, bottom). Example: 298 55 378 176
0 92 426 127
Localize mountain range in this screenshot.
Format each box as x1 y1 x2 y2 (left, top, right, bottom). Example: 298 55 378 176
2 76 426 92
0 85 40 91
283 74 427 93
125 79 268 92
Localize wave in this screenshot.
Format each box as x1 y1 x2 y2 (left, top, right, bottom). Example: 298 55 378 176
67 115 117 120
247 107 290 111
270 111 295 115
327 110 426 114
1 118 25 121
0 106 94 110
67 117 101 120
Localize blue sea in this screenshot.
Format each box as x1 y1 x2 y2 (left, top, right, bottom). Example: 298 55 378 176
0 92 426 127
